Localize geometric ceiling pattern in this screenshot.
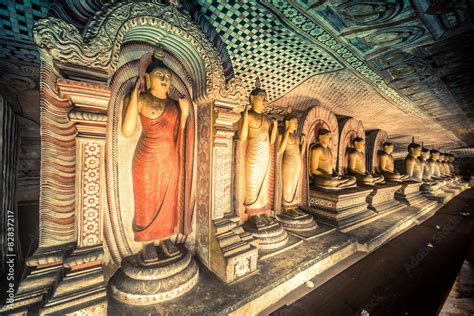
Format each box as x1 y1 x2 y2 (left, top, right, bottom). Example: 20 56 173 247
197 0 344 101
259 0 474 148
0 0 473 153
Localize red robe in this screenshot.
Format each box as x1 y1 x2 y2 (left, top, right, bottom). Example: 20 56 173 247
132 101 183 242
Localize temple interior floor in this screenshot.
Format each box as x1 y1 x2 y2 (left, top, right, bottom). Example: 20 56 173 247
108 190 472 315
265 189 474 315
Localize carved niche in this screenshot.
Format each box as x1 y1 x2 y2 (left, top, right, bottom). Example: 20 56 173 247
337 117 365 175
3 2 248 314
365 129 388 174
297 106 339 205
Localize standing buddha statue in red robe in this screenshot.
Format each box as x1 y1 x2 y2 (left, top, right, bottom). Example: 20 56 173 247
121 50 191 263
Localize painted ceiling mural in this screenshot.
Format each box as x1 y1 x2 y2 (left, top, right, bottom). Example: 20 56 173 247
0 0 473 152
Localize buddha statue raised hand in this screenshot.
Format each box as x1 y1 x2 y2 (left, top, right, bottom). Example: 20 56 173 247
378 142 410 182
277 116 307 217
310 129 356 189
348 137 384 185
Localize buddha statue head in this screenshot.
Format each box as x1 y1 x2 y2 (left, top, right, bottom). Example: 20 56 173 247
421 146 430 160
407 140 421 158
382 142 394 154
145 48 172 96
249 77 267 113
430 149 439 161
285 117 298 133
317 128 332 147
352 137 365 152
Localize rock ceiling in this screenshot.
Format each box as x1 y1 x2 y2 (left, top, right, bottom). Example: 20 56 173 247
0 0 473 152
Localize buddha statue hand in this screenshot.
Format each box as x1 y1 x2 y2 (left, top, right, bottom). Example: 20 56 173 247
178 97 190 128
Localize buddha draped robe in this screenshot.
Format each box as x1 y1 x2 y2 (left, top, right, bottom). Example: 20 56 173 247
244 114 271 215
131 100 193 242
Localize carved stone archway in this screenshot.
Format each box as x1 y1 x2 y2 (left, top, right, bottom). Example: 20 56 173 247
297 106 339 205
366 129 388 174
337 117 365 175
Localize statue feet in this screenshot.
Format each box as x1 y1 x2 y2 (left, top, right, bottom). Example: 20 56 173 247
249 214 267 229
278 208 317 234
244 213 289 250
249 214 277 229
142 242 159 264
162 239 180 258
283 208 306 218
141 239 181 265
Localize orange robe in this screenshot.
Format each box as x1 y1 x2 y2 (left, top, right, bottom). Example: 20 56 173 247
132 102 182 242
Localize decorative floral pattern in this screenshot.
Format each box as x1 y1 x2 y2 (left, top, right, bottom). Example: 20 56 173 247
81 141 102 247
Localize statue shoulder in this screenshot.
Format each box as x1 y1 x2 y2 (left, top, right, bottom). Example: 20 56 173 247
379 151 389 158
311 144 323 153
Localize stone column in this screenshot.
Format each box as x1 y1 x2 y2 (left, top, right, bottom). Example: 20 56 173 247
0 95 19 275
40 79 110 315
208 101 258 283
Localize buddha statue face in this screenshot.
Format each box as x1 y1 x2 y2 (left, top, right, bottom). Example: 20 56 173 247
318 130 332 147
383 143 394 154
353 138 365 152
421 149 430 160
286 118 298 133
146 66 172 95
250 90 267 113
431 151 439 160
409 145 421 158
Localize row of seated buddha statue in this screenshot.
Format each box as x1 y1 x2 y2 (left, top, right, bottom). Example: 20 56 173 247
300 121 467 229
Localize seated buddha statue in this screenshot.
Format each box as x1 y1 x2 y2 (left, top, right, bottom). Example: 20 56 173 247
447 154 461 181
419 146 436 182
428 149 446 184
418 145 440 190
404 140 423 182
348 137 384 185
310 128 356 189
378 142 410 182
438 153 453 179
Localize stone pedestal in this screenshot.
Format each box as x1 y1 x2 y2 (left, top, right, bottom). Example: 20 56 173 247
420 181 452 203
277 210 318 237
209 216 259 283
365 182 403 214
243 219 289 251
394 181 425 206
109 246 199 306
304 186 375 229
41 246 107 315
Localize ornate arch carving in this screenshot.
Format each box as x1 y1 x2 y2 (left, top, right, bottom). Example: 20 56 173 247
337 117 365 175
297 106 339 205
33 0 243 105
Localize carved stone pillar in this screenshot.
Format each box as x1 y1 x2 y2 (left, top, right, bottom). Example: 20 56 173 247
0 95 19 276
40 79 110 315
208 101 258 283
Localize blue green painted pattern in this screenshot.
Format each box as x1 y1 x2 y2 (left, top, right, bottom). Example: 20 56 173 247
197 0 344 102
